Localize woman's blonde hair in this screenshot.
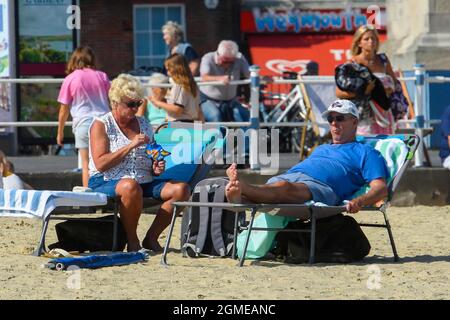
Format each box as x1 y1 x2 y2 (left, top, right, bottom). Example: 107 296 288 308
350 25 380 56
0 150 7 166
109 74 145 106
66 46 97 74
0 150 8 175
165 54 197 97
162 21 184 44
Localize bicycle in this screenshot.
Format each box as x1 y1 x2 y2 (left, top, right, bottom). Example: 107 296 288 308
259 72 326 157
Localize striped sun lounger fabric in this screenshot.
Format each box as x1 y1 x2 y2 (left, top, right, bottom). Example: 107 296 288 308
0 189 107 219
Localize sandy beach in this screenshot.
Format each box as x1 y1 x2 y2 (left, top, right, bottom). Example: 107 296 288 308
0 205 449 300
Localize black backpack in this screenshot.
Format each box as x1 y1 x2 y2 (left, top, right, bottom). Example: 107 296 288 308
273 214 371 264
180 177 246 258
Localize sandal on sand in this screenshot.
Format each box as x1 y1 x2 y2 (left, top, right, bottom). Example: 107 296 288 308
42 248 79 258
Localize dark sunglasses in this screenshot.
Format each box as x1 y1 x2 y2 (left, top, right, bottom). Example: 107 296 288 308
122 100 143 109
327 114 347 123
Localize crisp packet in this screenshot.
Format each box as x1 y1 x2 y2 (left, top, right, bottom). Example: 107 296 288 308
145 142 171 161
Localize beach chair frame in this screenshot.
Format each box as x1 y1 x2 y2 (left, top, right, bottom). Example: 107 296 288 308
33 122 228 256
162 134 420 267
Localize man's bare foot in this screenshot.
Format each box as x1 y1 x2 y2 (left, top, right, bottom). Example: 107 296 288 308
226 164 242 203
142 237 163 253
226 163 239 182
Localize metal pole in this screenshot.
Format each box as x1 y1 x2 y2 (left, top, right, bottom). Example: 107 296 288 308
249 65 260 170
414 64 426 167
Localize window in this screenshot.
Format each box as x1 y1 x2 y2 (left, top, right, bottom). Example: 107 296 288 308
133 4 185 69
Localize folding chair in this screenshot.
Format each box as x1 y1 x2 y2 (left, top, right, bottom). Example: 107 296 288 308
163 134 419 267
32 122 227 256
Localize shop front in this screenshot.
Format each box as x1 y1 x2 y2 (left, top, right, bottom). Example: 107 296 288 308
241 6 387 76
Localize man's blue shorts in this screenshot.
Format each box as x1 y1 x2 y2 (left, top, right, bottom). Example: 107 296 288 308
267 172 340 206
88 174 169 200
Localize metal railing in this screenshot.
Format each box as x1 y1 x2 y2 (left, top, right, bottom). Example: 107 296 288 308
1 65 449 169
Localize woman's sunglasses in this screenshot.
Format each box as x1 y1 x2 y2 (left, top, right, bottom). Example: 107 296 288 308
327 114 347 123
122 100 143 109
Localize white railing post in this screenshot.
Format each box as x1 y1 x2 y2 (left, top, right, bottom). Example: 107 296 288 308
414 64 426 167
249 65 260 170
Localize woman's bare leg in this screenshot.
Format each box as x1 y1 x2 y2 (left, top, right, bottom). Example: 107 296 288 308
115 179 143 252
142 182 190 252
79 148 90 187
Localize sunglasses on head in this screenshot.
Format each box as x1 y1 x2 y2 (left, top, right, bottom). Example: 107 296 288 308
122 99 143 109
361 24 377 32
327 114 348 123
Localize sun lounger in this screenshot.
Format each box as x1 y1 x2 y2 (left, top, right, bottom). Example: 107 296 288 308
162 134 420 267
0 189 108 255
30 122 227 256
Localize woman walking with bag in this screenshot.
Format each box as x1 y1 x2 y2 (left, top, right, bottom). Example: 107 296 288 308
336 25 408 135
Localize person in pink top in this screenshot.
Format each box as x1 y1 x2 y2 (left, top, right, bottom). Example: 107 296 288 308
57 46 111 187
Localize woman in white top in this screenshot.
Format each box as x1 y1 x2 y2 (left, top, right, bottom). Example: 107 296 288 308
88 74 190 252
336 25 405 135
150 53 204 122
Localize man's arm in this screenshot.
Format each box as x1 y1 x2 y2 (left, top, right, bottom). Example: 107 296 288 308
201 73 230 83
346 178 388 213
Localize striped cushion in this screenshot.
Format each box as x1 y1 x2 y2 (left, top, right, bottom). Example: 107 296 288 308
0 189 107 219
350 137 408 199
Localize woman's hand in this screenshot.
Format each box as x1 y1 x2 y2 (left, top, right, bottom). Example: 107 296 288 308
365 80 376 95
56 131 64 146
129 133 150 150
384 87 394 96
149 95 161 107
152 160 166 176
148 95 164 108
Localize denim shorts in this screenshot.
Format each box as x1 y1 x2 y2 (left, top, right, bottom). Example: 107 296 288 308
88 174 169 200
73 118 93 149
267 172 340 206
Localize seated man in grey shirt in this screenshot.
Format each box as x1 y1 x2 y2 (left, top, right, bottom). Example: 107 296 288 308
199 40 250 123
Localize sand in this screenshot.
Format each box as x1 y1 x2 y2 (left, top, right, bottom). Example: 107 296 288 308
0 205 449 300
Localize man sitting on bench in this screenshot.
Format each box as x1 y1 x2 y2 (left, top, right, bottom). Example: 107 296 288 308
225 99 389 214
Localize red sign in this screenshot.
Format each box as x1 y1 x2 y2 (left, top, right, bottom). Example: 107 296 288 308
241 7 386 34
247 33 387 76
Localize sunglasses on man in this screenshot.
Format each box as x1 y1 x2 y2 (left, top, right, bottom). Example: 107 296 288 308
327 114 349 123
122 100 143 109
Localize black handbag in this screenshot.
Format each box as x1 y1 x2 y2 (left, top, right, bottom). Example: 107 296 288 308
49 215 127 253
335 62 390 111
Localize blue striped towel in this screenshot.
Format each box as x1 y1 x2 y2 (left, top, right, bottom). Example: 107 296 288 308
0 189 107 219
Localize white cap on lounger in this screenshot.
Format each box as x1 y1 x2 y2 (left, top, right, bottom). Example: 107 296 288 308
321 99 359 120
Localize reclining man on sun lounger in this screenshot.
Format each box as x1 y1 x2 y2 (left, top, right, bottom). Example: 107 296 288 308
225 99 389 214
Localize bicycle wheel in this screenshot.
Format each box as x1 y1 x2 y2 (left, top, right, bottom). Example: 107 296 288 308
290 110 322 157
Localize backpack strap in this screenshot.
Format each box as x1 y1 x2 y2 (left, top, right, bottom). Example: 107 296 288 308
195 186 210 254
210 185 227 256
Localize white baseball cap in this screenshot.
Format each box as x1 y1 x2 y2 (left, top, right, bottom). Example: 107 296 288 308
321 99 359 120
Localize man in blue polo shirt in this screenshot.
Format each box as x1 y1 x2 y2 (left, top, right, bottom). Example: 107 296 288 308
225 99 389 214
